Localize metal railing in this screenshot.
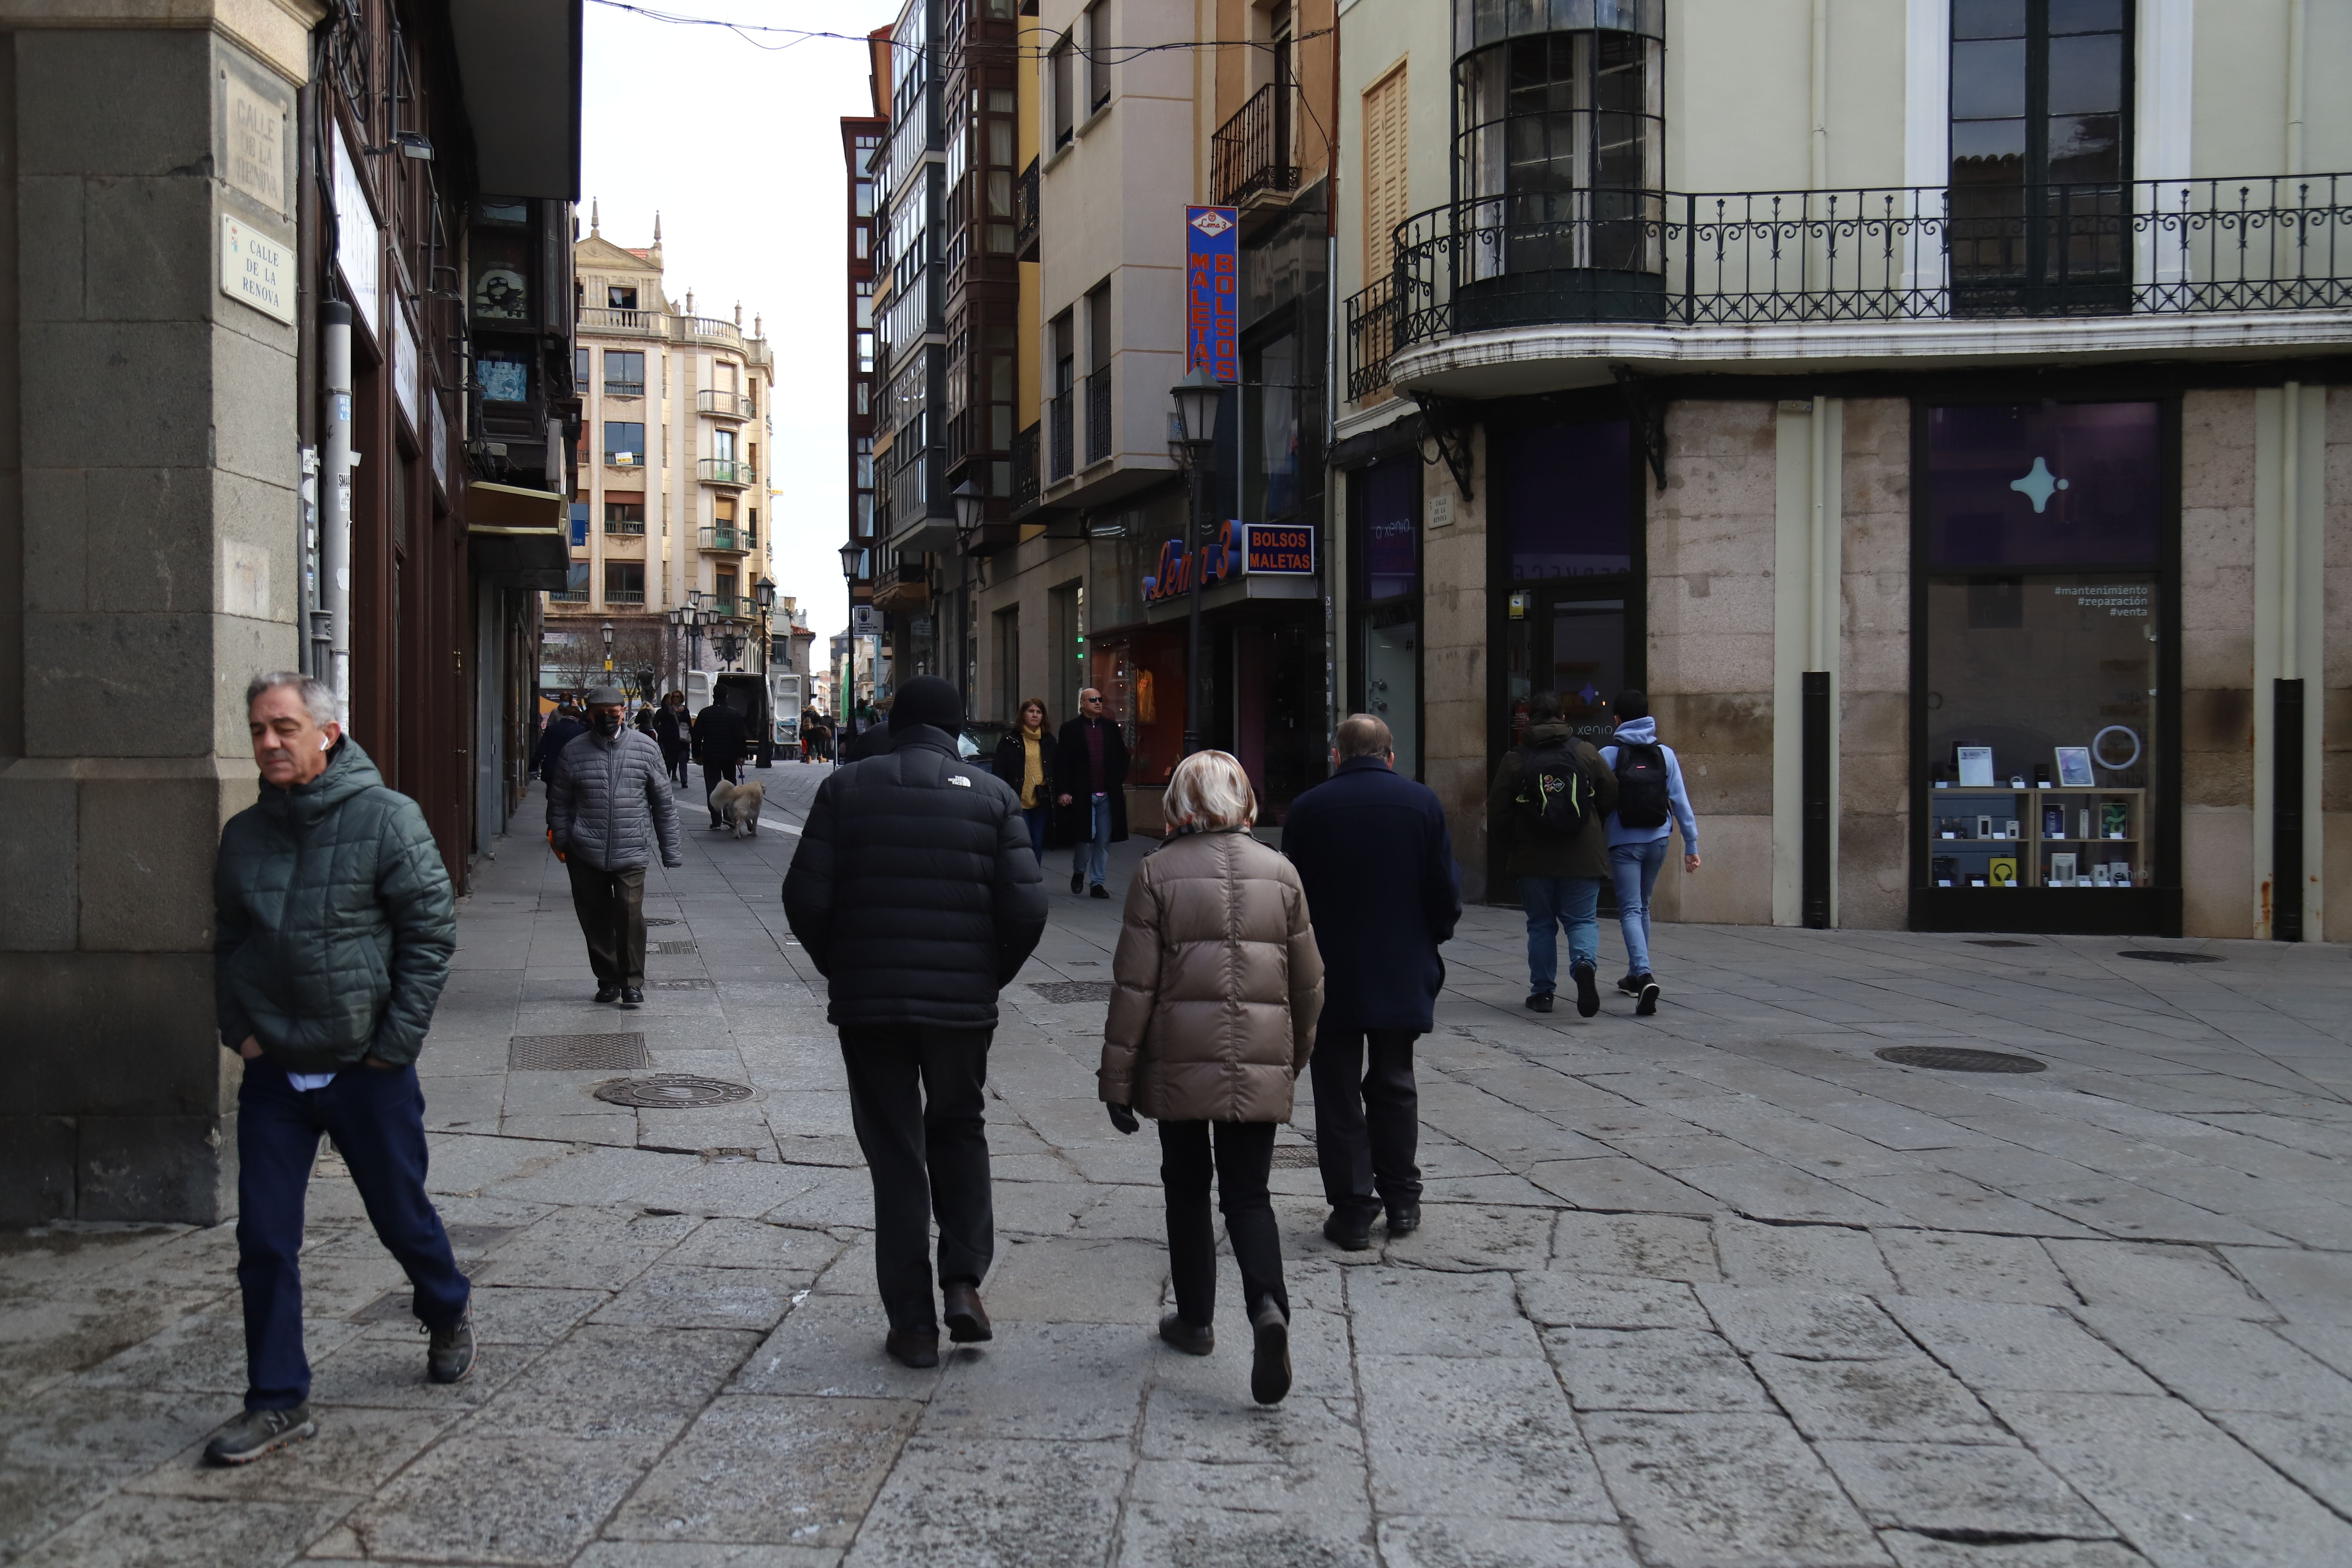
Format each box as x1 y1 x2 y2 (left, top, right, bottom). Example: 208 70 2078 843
1012 421 1040 508
603 517 645 535
698 389 750 418
1345 274 1396 403
1378 176 2352 355
1015 157 1039 259
702 595 756 621
680 314 744 347
1213 82 1299 208
603 378 644 398
699 526 751 553
1084 368 1112 464
578 306 660 335
605 588 646 605
1049 387 1074 480
603 450 646 469
698 456 756 487
549 588 589 603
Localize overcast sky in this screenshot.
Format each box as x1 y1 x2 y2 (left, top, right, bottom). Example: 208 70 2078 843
581 0 899 651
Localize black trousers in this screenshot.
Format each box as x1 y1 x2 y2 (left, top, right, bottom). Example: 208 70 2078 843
838 1026 995 1333
702 760 740 823
1309 1027 1424 1223
663 746 689 787
567 860 646 987
1159 1119 1287 1328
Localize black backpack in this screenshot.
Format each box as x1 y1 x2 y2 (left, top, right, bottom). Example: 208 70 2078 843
1511 742 1599 838
1613 740 1671 829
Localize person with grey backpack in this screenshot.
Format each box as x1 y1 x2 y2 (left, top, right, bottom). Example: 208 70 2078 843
1597 690 1701 1016
1485 691 1619 1017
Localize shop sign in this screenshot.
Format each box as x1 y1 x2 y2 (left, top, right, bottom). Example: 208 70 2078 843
219 214 293 325
1185 207 1239 381
1244 524 1314 574
1142 523 1315 603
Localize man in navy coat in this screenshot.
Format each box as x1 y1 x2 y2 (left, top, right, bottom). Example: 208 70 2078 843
1281 713 1462 1250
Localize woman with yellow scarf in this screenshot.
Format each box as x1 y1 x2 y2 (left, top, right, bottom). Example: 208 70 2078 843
990 697 1060 868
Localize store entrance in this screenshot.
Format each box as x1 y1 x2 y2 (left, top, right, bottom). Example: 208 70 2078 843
1504 591 1632 749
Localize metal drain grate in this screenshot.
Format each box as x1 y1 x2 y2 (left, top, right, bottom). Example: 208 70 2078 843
652 940 700 955
1029 980 1114 1004
1967 939 2037 948
592 1074 755 1109
645 918 681 927
2119 949 2223 964
509 1033 649 1070
1876 1046 2047 1074
645 977 714 991
1269 1146 1320 1168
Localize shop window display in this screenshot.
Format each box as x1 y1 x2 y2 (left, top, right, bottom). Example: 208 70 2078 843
1923 402 2161 898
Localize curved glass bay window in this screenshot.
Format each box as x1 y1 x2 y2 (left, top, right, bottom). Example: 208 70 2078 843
1919 402 2172 933
1453 0 1664 324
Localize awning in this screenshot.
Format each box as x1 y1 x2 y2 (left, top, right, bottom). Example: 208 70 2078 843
448 1 583 201
466 481 570 587
466 481 568 530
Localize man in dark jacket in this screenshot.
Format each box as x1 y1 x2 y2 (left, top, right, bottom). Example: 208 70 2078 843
1054 686 1129 897
549 685 683 1007
654 692 691 787
535 703 586 785
1282 713 1461 1250
691 696 751 829
1487 691 1619 1018
207 673 469 1467
783 675 1047 1369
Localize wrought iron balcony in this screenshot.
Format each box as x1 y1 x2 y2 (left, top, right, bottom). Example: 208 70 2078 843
698 456 756 488
1084 368 1111 465
603 379 644 398
1345 274 1395 403
706 595 756 621
1049 387 1073 481
605 588 646 605
1381 177 2352 358
699 526 752 554
1213 82 1299 209
1012 421 1040 508
1015 157 1039 261
698 389 752 420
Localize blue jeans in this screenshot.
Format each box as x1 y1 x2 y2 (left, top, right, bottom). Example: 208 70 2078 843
1609 838 1670 981
1521 875 1601 997
1022 805 1052 867
236 1059 469 1410
1075 793 1112 888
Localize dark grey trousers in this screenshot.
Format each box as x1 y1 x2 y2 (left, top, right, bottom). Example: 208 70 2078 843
838 1026 996 1333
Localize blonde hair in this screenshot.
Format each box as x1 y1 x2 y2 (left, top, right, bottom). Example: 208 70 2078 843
1163 750 1257 832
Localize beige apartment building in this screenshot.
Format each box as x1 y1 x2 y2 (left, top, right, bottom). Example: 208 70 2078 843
557 211 779 697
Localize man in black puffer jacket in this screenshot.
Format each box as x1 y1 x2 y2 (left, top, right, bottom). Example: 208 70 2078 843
692 696 750 830
784 675 1046 1368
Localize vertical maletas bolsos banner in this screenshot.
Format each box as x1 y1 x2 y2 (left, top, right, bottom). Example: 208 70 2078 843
1185 207 1240 382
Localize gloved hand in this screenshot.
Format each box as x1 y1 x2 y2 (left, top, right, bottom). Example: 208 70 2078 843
1106 1102 1138 1135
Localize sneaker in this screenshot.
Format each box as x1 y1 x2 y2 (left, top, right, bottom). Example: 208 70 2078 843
943 1281 993 1344
1571 964 1601 1018
1636 978 1660 1017
1322 1212 1373 1252
426 1310 475 1384
1249 1304 1292 1405
1090 884 1110 899
204 1404 316 1466
1158 1313 1215 1356
594 983 622 1004
1616 974 1645 997
619 987 644 1009
1525 991 1554 1014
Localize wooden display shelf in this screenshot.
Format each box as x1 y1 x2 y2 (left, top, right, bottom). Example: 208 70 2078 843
1926 786 2146 889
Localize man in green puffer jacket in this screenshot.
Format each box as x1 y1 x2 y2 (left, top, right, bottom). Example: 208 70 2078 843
204 673 470 1468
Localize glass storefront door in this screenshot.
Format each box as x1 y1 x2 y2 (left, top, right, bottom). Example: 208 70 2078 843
1504 592 1630 747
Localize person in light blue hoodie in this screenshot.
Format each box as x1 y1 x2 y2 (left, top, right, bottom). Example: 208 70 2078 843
1597 690 1701 1016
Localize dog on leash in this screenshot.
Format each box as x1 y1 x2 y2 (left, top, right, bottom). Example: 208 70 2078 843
709 778 765 838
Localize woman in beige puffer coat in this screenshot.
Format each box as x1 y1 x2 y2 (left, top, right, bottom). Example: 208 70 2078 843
1099 750 1323 1404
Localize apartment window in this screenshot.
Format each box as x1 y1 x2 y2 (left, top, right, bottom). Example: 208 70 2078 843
856 175 874 218
604 561 645 604
1049 309 1076 479
1363 64 1410 278
604 500 645 535
854 438 874 491
1052 34 1075 146
608 284 638 309
1084 283 1112 465
574 346 590 386
856 379 871 415
568 501 589 547
857 331 875 373
1086 2 1111 111
856 279 874 330
714 429 737 463
555 562 590 602
716 570 738 608
747 508 758 546
1949 0 2130 310
604 349 645 397
986 87 1017 254
1245 331 1301 522
604 420 646 466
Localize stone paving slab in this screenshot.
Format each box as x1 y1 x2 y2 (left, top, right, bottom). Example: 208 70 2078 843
4 766 2352 1565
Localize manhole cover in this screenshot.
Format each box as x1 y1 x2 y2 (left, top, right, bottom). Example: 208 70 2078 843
592 1074 756 1109
1269 1146 1320 1168
645 977 714 991
653 940 700 955
1876 1046 2047 1074
1967 939 2037 948
509 1032 649 1070
1029 980 1114 1004
2118 950 2222 964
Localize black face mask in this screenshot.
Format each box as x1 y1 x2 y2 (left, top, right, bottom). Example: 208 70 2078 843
592 710 622 737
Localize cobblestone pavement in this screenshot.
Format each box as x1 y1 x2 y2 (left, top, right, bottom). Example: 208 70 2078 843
8 765 2352 1567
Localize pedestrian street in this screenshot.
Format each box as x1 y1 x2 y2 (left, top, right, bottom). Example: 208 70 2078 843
6 763 2352 1568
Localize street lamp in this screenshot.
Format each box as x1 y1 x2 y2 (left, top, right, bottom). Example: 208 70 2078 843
754 576 776 674
1168 366 1222 758
951 478 986 545
601 619 614 675
839 541 866 723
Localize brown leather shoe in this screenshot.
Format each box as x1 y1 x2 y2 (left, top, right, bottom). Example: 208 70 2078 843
943 1281 993 1343
885 1328 939 1368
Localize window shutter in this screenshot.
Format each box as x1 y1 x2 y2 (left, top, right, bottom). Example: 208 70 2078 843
1363 65 1408 281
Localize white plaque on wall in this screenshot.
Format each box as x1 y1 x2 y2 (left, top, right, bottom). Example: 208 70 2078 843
220 215 293 324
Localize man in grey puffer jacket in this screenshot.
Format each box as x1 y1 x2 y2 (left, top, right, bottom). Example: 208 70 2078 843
549 684 683 1007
